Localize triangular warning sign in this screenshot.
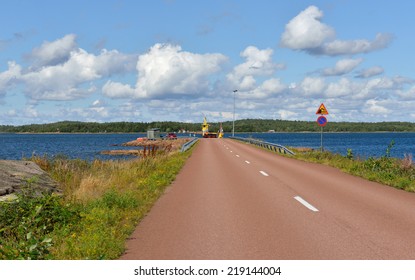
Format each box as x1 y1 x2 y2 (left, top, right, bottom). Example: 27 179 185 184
316 103 329 115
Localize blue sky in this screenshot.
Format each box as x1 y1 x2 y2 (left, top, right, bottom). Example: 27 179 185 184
1 0 415 125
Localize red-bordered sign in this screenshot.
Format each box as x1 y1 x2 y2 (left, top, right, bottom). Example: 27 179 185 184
316 103 329 115
317 115 328 127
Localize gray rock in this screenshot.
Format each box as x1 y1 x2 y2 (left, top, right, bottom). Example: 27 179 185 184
0 160 61 198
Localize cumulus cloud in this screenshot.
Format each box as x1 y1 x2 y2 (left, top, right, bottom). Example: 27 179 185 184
280 6 393 56
355 66 384 78
135 44 227 98
0 35 137 101
295 76 326 96
29 34 78 68
396 86 415 101
280 6 335 50
365 99 391 114
22 47 135 100
102 81 135 98
322 58 363 76
227 46 287 99
237 78 286 99
103 43 227 99
227 46 285 92
325 78 355 98
0 61 21 95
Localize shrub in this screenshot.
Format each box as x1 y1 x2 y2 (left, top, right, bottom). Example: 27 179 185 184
0 189 80 260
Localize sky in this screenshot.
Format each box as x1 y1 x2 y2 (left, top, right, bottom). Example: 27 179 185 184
1 0 415 125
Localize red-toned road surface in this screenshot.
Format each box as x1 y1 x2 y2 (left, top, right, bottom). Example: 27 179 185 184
121 138 415 260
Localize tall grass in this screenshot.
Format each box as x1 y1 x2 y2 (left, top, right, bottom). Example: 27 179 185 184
0 146 194 260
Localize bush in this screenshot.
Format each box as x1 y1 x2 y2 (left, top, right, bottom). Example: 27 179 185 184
0 189 80 260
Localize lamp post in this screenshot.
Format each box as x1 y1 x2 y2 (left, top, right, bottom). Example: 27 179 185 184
232 90 238 137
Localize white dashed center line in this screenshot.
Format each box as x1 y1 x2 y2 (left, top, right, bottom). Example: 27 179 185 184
236 155 240 157
294 196 319 212
259 171 269 177
245 160 250 164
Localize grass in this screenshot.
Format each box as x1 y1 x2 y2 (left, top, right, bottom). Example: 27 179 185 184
0 145 195 260
288 141 415 193
242 137 415 193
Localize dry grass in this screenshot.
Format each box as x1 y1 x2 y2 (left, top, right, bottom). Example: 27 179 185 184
28 143 196 259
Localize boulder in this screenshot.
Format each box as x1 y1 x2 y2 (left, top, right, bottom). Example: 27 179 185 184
0 160 60 200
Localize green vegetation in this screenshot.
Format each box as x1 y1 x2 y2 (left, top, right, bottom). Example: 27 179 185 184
1 119 415 133
0 146 194 259
0 188 80 259
289 141 415 193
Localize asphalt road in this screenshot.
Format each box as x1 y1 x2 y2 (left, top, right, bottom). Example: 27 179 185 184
121 138 415 260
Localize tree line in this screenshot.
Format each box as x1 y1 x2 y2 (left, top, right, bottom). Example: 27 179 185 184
1 119 415 133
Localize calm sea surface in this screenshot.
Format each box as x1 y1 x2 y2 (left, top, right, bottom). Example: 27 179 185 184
0 132 414 160
235 132 415 159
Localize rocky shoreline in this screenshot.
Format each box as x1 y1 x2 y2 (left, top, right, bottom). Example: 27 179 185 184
101 137 191 157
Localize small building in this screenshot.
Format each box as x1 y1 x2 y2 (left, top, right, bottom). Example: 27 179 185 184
147 128 161 140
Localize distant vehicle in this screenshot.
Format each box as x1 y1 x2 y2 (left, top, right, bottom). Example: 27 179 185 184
165 133 177 140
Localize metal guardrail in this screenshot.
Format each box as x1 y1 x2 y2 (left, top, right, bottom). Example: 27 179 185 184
180 137 199 152
229 136 295 155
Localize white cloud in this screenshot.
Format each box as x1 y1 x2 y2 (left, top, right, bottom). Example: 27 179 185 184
91 99 105 107
135 43 227 98
325 78 355 98
260 78 286 94
0 61 21 95
29 34 77 68
280 6 393 56
227 46 285 93
355 66 384 78
238 100 260 110
322 58 363 76
295 76 326 96
102 81 135 98
11 35 137 101
316 33 393 56
238 78 286 100
103 43 227 99
280 6 335 50
277 109 298 119
396 86 415 101
24 105 39 118
365 99 391 115
238 75 256 91
93 49 136 76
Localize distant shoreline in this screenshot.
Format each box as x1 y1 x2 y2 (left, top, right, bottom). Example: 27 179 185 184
2 119 415 133
1 131 415 134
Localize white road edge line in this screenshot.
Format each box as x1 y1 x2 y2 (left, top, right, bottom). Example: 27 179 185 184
259 171 269 177
245 160 250 164
294 196 319 212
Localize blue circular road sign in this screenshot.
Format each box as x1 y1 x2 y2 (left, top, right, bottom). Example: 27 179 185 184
317 116 328 127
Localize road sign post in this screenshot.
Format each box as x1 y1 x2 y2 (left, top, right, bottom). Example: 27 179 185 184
316 104 328 152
